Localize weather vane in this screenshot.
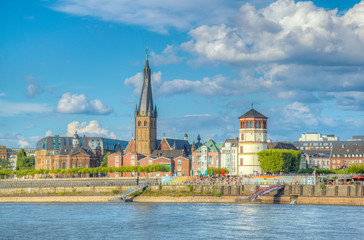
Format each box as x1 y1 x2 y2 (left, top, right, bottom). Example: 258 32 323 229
251 103 254 109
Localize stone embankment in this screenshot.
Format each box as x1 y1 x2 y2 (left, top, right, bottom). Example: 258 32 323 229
0 178 363 205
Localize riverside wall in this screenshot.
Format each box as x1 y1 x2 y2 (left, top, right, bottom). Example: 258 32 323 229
0 179 363 206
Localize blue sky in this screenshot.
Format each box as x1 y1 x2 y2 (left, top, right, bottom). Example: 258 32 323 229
0 0 364 148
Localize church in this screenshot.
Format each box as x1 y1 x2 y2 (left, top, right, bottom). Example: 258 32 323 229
108 52 200 176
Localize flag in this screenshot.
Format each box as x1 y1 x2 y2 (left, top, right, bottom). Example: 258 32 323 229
204 170 208 176
214 169 217 176
222 168 225 177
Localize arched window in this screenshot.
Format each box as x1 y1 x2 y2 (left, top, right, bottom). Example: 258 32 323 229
240 122 243 128
259 122 261 128
255 121 258 128
62 162 66 169
138 121 141 126
144 121 147 126
250 121 253 128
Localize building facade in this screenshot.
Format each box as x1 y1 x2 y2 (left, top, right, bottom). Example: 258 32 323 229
330 145 364 170
238 108 268 175
302 149 331 169
192 139 222 175
220 139 238 175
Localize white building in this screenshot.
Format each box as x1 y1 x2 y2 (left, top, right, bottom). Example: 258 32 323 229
238 108 268 175
220 139 238 175
298 133 338 142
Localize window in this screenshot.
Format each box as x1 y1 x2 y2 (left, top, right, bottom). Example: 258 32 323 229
240 146 243 153
250 121 253 128
144 121 147 126
258 122 261 128
138 121 141 126
115 160 119 166
178 160 181 164
360 160 362 163
62 162 66 169
240 158 243 165
178 166 181 171
337 165 340 169
333 165 336 169
333 160 336 163
337 160 340 163
241 134 244 141
148 160 152 165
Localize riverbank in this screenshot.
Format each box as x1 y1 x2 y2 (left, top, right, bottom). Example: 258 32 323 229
0 195 239 203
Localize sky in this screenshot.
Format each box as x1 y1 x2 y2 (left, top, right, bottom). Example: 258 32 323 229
0 0 364 148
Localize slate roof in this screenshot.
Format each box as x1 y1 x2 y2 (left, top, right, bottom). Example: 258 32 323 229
156 138 191 153
59 146 95 156
151 150 186 159
223 138 238 147
239 109 267 119
268 142 298 150
195 139 222 153
331 145 364 156
301 149 331 158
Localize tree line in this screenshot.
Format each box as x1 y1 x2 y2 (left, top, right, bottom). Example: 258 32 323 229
0 164 170 178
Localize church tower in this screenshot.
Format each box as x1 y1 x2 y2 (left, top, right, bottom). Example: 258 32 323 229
135 50 157 156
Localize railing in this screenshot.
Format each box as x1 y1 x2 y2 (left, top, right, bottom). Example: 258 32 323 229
250 185 286 201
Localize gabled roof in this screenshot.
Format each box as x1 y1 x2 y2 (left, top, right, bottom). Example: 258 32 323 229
156 138 191 152
223 138 238 147
239 108 267 119
268 142 297 150
195 139 222 153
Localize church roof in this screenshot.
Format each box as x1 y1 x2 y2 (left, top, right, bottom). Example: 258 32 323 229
137 53 156 117
239 108 267 119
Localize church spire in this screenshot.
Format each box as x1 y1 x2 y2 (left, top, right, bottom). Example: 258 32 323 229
137 48 154 117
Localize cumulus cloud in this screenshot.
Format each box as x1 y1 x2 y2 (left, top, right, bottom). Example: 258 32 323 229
45 130 53 137
26 76 44 98
56 92 113 115
0 100 51 117
52 0 241 34
0 132 42 148
18 139 30 148
183 0 364 65
321 91 364 111
67 120 117 139
150 45 185 65
124 71 162 95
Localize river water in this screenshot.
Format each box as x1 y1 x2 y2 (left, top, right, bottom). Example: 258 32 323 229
1 203 363 240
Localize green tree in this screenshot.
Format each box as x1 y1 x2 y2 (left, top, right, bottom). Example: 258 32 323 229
100 152 112 167
258 149 301 173
16 149 35 171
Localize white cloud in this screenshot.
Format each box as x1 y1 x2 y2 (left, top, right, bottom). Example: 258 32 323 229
52 0 242 34
150 45 184 65
124 71 162 95
67 120 117 139
322 91 364 111
26 76 44 98
183 0 364 65
56 92 113 115
18 139 30 148
0 100 51 117
45 130 53 137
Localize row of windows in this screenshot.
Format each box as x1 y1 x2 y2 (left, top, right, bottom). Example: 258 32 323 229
332 154 363 158
332 160 363 164
137 120 156 127
240 121 266 129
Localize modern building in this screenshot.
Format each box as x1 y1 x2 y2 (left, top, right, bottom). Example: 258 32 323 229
35 133 128 170
330 145 364 170
220 139 238 175
192 139 222 176
238 108 268 175
294 134 364 150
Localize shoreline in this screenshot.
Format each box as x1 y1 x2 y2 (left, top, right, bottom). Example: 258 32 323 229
1 195 363 206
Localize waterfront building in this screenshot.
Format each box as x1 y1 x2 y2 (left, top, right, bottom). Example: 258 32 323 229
4 148 35 170
0 145 7 162
330 145 364 170
192 139 222 176
238 108 268 175
302 149 331 169
220 139 238 175
35 133 128 170
294 134 364 150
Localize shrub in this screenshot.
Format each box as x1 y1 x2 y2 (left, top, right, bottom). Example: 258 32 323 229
59 192 64 196
112 189 119 195
215 191 222 197
319 183 325 189
158 185 162 190
187 185 193 192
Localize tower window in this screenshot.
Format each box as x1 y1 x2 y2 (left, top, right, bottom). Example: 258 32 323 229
138 121 141 126
144 121 147 126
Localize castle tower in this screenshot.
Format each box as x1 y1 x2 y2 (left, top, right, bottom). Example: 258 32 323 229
238 107 268 175
135 50 157 156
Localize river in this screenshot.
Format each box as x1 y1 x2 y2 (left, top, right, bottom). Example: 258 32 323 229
1 203 363 239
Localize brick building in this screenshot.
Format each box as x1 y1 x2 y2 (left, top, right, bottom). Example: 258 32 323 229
330 145 364 170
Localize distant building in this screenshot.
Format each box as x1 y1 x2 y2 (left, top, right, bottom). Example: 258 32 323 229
220 139 238 175
4 148 35 170
294 133 364 150
192 139 222 175
330 145 364 170
302 149 331 169
35 133 128 170
238 108 268 175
